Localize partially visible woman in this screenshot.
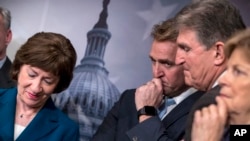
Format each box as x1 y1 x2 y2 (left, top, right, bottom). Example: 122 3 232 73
191 28 250 141
0 32 79 140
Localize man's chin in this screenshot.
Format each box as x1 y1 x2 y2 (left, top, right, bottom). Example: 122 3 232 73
163 89 174 97
162 90 169 96
184 77 193 85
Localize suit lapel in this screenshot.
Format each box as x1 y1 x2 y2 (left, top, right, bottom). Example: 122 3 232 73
0 57 16 88
162 90 203 128
16 98 59 141
1 57 12 72
0 88 17 140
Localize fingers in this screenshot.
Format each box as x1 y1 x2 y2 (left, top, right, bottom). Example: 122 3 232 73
198 104 222 122
146 81 154 85
192 103 226 141
135 79 163 109
216 96 227 114
146 78 163 92
143 79 162 93
193 110 202 124
193 103 224 128
193 98 228 131
216 96 228 123
145 78 161 86
151 78 162 86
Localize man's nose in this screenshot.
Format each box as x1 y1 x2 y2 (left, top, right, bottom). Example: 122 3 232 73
153 63 164 78
175 48 185 65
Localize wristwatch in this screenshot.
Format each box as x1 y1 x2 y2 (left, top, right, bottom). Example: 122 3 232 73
137 106 157 119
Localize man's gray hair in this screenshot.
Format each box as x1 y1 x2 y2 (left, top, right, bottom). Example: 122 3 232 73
176 0 246 49
0 6 11 29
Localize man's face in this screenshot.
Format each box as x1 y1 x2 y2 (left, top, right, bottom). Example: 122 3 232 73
149 40 186 97
0 15 11 60
175 28 214 90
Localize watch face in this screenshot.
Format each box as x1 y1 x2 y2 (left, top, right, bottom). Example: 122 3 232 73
144 106 157 114
138 106 157 117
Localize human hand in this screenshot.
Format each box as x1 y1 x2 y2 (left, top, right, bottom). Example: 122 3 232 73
135 78 163 110
191 96 228 141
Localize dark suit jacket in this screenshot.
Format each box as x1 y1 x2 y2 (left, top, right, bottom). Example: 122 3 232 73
91 89 203 141
184 85 221 141
0 87 79 141
0 57 16 88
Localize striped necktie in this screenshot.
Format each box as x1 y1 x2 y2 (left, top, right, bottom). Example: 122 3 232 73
158 98 176 120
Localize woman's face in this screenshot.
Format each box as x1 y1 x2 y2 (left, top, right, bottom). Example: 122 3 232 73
219 48 250 114
17 64 59 108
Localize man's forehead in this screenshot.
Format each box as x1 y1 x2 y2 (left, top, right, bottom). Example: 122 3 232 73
178 28 198 38
177 28 203 46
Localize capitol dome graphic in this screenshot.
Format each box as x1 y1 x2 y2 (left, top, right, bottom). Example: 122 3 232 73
53 0 121 140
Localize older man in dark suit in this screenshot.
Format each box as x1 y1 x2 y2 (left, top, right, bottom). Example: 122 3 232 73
173 0 246 141
0 7 16 88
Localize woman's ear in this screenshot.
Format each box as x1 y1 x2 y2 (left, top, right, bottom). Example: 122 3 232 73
213 41 226 66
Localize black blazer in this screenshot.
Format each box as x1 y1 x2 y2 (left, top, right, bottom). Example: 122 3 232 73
184 85 221 141
91 89 203 141
0 57 16 88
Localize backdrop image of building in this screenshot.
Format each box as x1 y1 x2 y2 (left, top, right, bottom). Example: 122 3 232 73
53 0 120 140
2 0 249 141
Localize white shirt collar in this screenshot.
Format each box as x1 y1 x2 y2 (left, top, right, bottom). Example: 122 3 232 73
171 87 197 105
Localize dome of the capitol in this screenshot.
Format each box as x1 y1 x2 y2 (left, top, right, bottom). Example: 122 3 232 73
58 69 120 118
52 0 121 140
